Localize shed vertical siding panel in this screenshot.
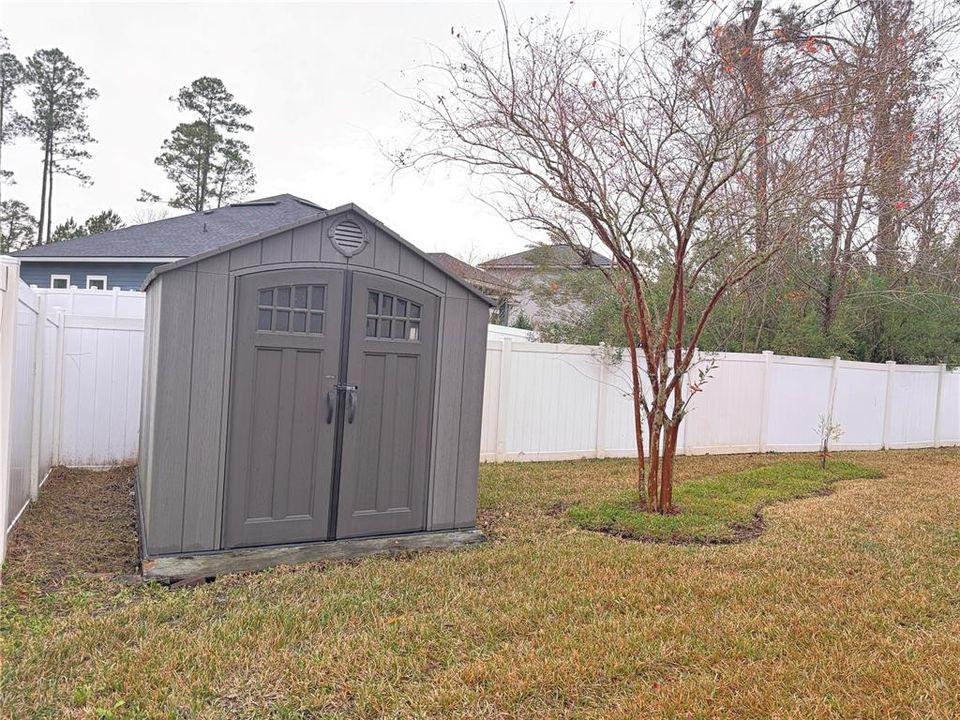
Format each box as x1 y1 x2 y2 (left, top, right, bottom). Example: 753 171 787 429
429 295 467 529
291 221 322 262
180 269 230 551
373 228 400 275
261 230 293 265
197 253 230 276
230 241 261 271
423 263 447 293
399 247 424 284
454 297 489 527
319 219 340 264
146 267 197 554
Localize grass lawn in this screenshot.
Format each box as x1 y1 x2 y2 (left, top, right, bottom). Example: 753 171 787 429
568 460 883 542
3 450 960 719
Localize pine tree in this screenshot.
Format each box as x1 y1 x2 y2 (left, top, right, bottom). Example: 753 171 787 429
50 208 123 242
18 48 98 244
83 209 123 235
141 77 256 211
0 198 35 253
0 33 25 205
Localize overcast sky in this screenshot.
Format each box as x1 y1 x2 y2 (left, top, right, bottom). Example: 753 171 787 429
2 1 645 260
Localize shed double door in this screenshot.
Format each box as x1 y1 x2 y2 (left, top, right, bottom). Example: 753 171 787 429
223 268 438 549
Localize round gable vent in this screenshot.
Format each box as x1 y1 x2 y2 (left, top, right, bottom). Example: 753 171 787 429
329 219 367 258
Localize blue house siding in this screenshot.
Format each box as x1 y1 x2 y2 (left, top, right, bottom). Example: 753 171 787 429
18 261 166 291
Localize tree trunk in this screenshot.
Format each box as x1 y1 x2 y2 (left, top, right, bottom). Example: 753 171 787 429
647 409 662 512
622 306 646 499
37 140 50 245
46 157 54 244
660 422 680 513
742 0 769 250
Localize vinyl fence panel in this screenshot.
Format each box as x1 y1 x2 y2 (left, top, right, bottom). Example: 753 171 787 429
886 365 941 448
57 316 144 466
764 356 834 452
683 352 768 455
938 369 960 445
6 281 38 531
481 338 960 462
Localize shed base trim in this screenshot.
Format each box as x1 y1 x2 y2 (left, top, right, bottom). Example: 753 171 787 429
141 528 485 582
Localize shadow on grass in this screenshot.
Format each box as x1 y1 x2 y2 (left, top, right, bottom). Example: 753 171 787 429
568 460 883 545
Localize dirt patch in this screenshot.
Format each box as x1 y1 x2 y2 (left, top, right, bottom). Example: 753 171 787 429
4 465 140 590
578 514 768 546
477 507 507 538
546 500 570 517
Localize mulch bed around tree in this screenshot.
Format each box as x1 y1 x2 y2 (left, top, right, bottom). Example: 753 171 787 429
3 465 140 591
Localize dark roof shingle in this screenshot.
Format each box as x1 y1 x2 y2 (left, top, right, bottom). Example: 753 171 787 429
12 194 325 259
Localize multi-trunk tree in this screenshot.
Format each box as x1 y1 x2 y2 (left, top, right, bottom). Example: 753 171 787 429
399 9 831 512
141 77 256 211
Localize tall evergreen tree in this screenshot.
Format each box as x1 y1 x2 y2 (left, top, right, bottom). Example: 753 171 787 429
141 76 256 211
210 137 255 207
0 32 25 205
82 208 123 235
0 198 35 253
50 208 123 242
18 48 98 244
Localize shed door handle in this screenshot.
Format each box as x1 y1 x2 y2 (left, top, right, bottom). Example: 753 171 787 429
347 388 358 424
326 389 336 424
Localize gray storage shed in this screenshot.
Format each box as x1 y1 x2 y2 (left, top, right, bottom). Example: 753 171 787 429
137 204 491 579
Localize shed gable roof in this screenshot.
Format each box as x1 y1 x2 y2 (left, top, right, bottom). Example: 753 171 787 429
142 203 494 305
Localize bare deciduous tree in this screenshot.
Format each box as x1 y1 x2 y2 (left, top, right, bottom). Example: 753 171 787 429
396 9 829 512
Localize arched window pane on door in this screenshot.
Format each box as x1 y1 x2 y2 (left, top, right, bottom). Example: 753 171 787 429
365 290 421 341
257 284 325 334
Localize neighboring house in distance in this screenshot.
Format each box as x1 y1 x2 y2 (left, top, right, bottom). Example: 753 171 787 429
11 194 325 290
425 252 517 324
479 244 611 323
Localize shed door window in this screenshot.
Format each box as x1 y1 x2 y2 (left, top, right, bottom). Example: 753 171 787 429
257 284 326 334
365 291 421 341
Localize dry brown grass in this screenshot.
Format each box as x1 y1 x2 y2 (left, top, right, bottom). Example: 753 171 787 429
3 450 960 719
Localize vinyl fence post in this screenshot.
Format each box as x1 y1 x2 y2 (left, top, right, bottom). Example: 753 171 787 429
51 309 66 466
28 292 47 500
594 345 606 459
494 338 513 463
758 350 774 453
881 360 896 450
0 256 21 562
933 363 946 448
826 356 841 421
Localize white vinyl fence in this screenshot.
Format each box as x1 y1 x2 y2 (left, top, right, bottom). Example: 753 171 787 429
3 252 958 559
480 339 960 462
0 257 144 560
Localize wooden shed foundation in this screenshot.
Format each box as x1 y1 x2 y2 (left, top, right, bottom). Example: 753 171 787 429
141 528 486 582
